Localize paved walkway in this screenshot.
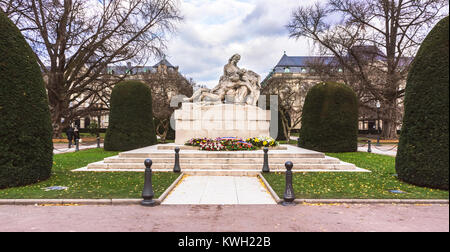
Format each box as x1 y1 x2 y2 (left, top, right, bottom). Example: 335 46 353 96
0 204 447 232
162 176 276 205
358 145 397 157
53 143 103 154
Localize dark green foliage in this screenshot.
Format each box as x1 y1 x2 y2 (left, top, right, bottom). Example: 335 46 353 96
0 11 53 189
396 16 449 190
276 110 287 141
298 82 358 153
104 81 157 151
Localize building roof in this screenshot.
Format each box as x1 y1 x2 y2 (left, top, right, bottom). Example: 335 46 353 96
105 58 177 75
275 53 335 68
153 58 175 68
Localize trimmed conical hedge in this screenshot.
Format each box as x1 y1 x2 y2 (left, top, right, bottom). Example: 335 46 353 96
0 11 53 189
396 16 449 190
298 82 358 153
104 80 157 151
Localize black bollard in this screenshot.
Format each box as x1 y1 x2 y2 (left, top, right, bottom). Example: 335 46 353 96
173 147 181 173
75 139 79 152
97 137 101 148
262 147 270 173
282 161 296 206
141 159 157 207
367 140 372 153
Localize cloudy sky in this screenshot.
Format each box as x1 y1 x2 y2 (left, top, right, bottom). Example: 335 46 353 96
161 0 321 88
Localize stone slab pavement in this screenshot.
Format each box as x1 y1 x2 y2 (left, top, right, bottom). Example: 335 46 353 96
0 204 447 232
162 176 276 205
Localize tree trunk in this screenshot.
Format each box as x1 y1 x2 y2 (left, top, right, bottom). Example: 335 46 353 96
47 71 68 139
156 119 170 144
380 100 399 140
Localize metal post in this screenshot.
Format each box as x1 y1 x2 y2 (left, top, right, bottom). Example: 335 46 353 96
141 159 157 207
75 139 79 152
376 101 381 146
262 147 270 173
97 137 101 148
367 140 372 153
282 161 296 206
173 147 181 173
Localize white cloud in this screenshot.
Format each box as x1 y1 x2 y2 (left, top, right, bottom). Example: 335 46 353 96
163 0 321 88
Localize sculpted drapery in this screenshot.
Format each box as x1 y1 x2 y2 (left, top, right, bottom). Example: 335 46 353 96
185 54 261 105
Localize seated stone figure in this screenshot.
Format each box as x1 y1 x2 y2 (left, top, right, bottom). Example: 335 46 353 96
184 54 261 105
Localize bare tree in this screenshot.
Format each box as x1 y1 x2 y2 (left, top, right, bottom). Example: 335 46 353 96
262 77 314 141
143 65 194 143
1 0 182 137
287 0 448 139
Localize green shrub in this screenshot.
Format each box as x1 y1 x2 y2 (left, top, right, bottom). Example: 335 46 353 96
298 82 358 153
396 16 449 190
0 11 53 189
104 81 157 151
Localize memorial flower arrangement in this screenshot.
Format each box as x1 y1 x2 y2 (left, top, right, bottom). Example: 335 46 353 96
185 137 276 151
199 140 225 151
185 138 210 147
246 136 278 148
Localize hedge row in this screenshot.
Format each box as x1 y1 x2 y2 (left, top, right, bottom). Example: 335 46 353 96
298 82 358 153
0 11 53 189
104 81 157 151
396 16 449 190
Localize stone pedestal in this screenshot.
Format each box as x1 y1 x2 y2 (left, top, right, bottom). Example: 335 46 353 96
174 103 271 145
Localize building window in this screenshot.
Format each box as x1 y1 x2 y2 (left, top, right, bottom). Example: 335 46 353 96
284 67 290 73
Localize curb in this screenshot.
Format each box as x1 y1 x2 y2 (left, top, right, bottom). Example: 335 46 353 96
294 199 449 205
0 173 185 206
257 173 449 205
1 198 447 206
1 171 448 206
258 172 282 204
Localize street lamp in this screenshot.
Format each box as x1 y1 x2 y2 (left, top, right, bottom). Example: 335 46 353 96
376 100 381 146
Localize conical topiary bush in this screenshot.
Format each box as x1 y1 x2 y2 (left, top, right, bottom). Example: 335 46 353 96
298 82 358 153
104 80 157 151
396 16 449 190
0 11 53 189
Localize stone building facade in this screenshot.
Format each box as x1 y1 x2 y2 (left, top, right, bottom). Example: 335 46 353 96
261 51 408 133
73 58 190 130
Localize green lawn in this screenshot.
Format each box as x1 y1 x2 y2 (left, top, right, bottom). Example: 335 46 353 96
263 152 449 199
0 149 180 199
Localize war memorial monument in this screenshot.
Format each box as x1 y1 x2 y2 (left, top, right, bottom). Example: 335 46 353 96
82 54 365 176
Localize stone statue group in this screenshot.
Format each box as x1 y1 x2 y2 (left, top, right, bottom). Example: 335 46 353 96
184 54 261 106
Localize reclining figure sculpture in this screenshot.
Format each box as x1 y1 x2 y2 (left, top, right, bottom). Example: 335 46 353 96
184 54 261 106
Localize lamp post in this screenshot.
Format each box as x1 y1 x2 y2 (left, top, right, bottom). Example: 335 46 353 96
376 100 381 146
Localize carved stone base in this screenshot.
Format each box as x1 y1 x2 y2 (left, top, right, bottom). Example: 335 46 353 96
174 103 271 145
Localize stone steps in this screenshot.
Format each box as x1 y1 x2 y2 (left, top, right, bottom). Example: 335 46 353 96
156 145 288 151
118 152 325 159
81 144 367 175
87 161 355 171
103 157 341 164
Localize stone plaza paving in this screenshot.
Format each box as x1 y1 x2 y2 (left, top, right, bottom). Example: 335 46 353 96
162 176 276 205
